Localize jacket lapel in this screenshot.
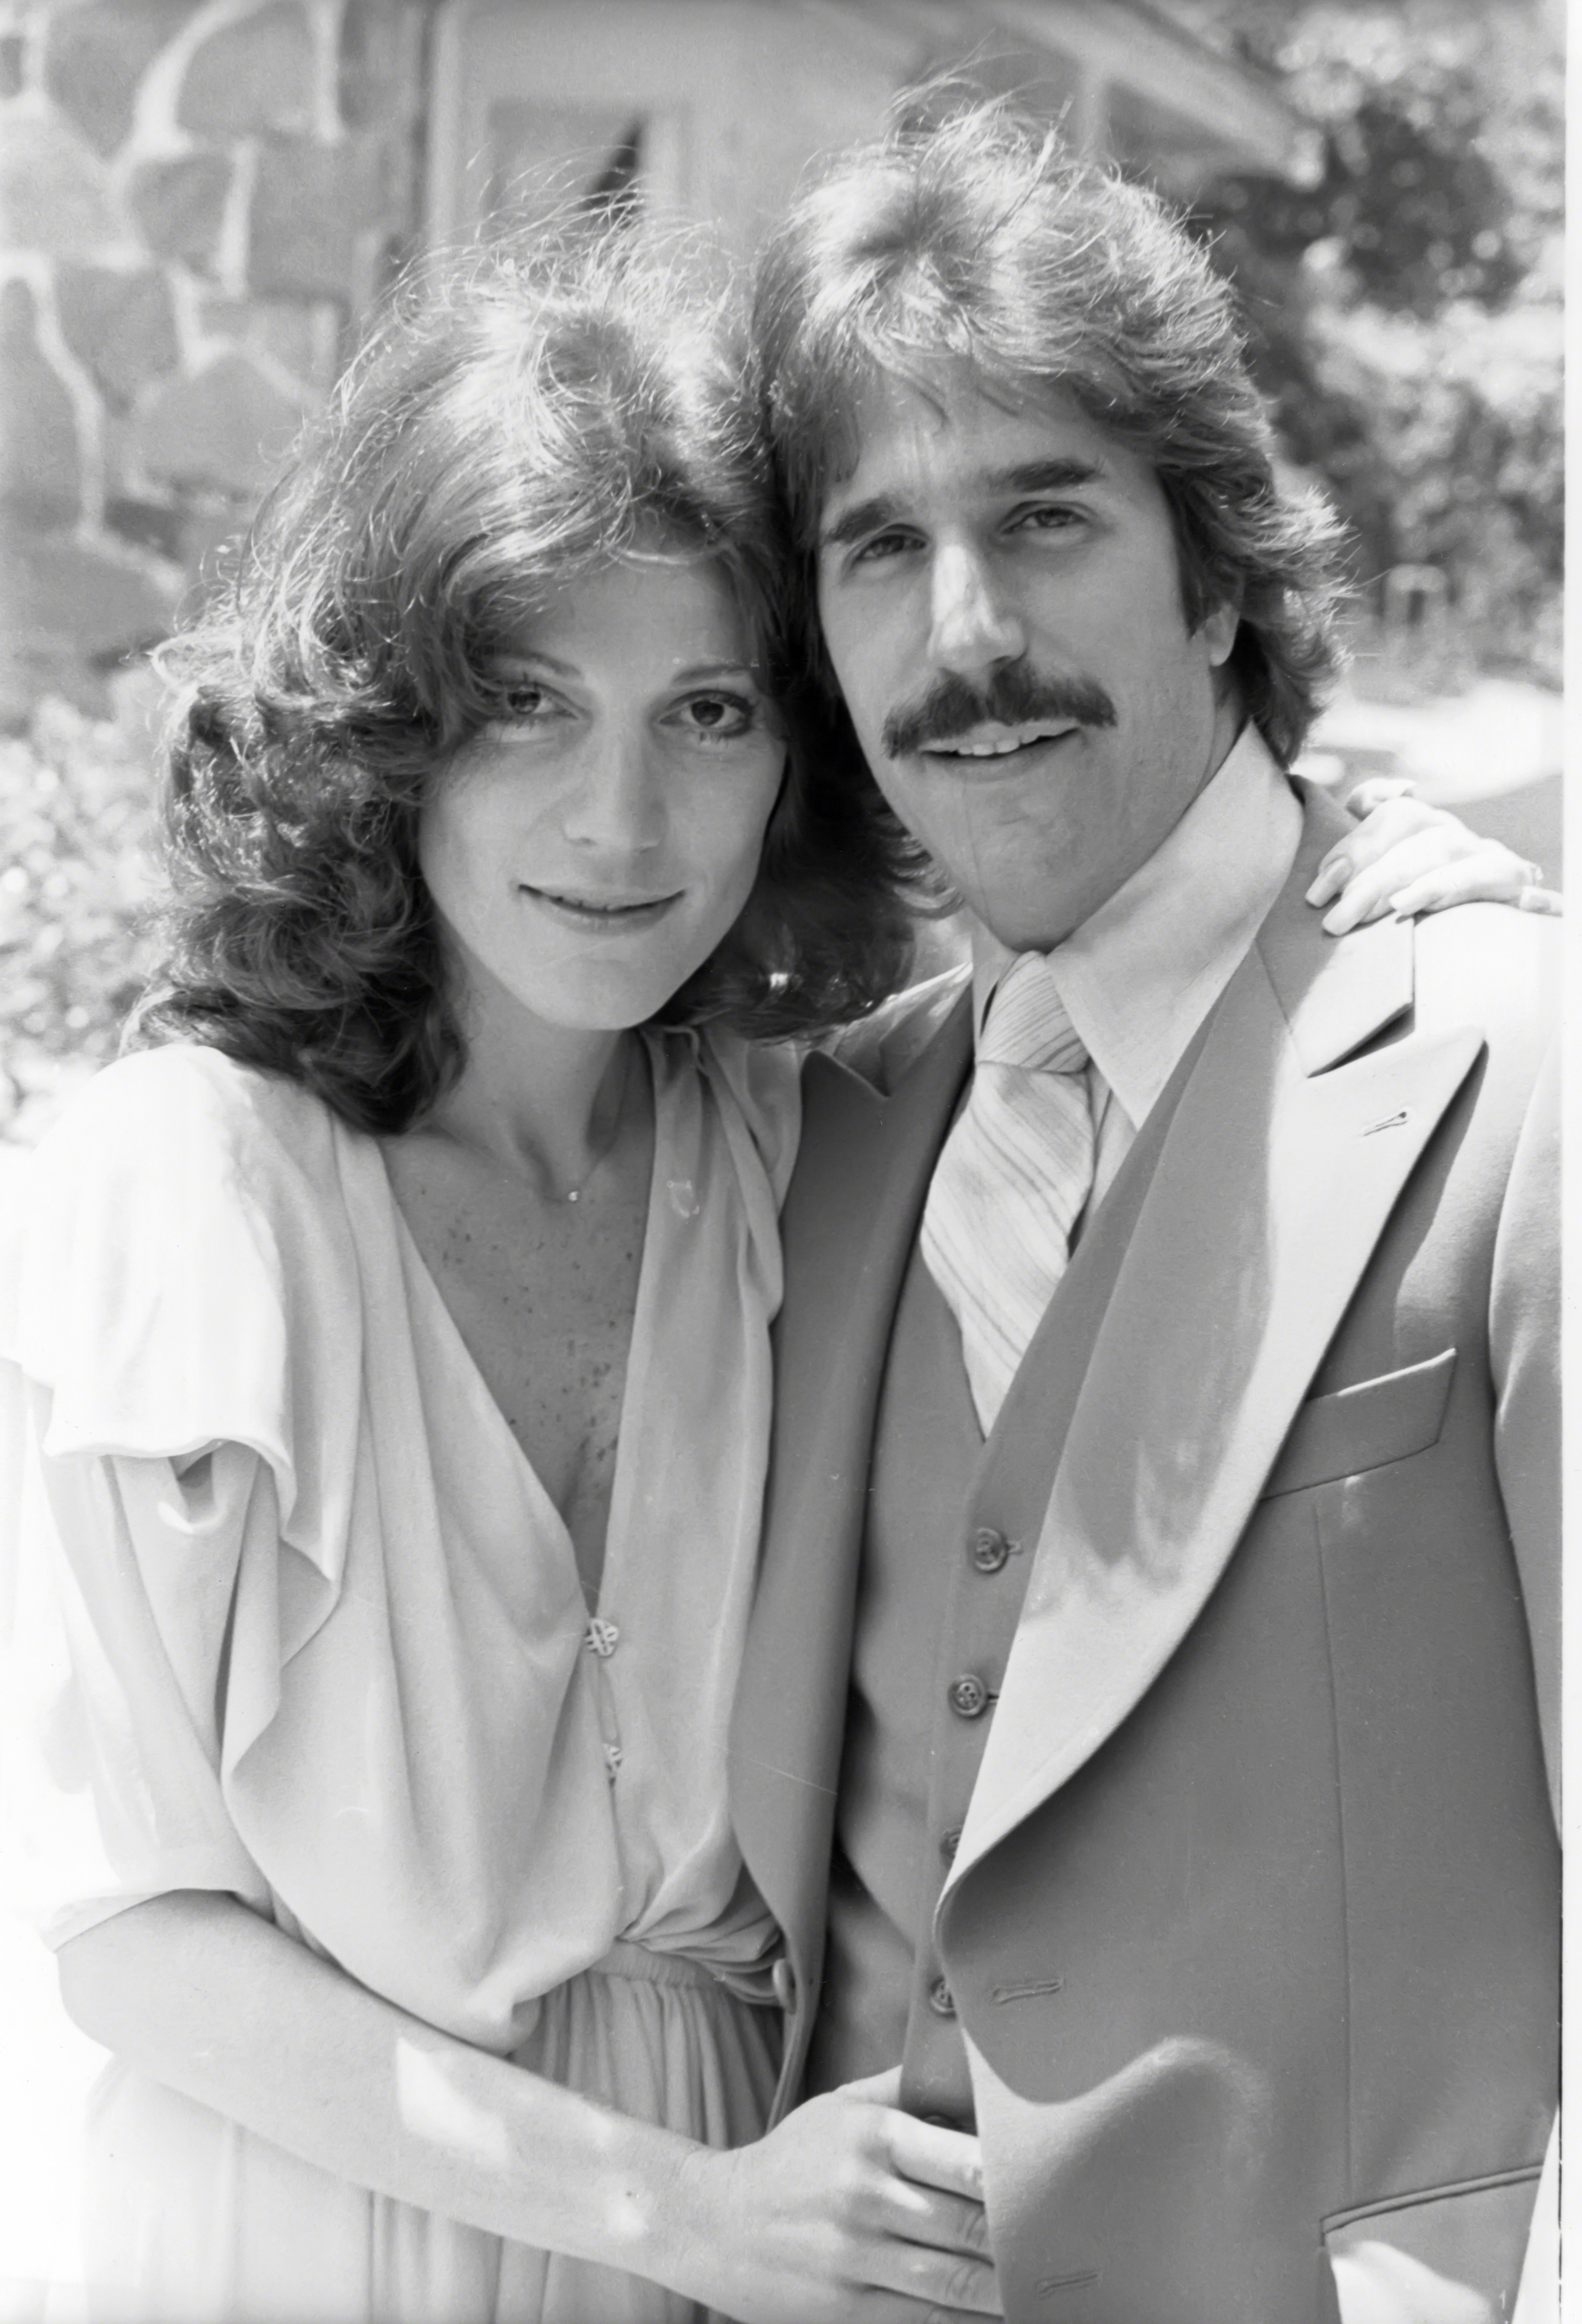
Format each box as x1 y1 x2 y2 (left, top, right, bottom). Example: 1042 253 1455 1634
729 993 974 1972
942 792 1485 1898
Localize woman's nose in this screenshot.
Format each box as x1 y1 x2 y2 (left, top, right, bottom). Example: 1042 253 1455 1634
562 728 665 853
927 540 1027 677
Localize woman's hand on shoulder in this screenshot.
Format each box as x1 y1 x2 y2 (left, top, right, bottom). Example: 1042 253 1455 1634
662 2067 1000 2322
1306 778 1560 935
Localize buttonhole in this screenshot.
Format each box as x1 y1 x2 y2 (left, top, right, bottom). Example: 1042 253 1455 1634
1037 2267 1100 2293
1361 1109 1410 1137
992 1974 1065 2003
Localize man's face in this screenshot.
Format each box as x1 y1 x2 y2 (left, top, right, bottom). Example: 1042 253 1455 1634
815 368 1243 952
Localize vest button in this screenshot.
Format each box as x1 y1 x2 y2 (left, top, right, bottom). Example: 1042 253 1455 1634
927 1976 957 2017
940 1825 962 1862
948 1673 989 1719
970 1526 1011 1573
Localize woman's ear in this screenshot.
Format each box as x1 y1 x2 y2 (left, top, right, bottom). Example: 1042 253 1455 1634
1201 597 1240 668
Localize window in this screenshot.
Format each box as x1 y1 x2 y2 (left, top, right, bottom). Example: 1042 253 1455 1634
427 3 688 245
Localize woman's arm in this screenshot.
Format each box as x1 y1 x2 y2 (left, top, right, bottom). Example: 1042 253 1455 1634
57 1891 998 2324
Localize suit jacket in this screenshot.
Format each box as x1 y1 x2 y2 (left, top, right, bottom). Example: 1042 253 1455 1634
729 784 1560 2324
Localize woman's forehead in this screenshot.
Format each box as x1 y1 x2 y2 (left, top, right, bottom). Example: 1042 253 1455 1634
494 551 757 665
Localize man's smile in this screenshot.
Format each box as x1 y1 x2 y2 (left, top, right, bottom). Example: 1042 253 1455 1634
917 720 1081 761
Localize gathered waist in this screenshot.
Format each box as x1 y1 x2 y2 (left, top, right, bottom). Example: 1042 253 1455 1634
575 1936 780 2009
586 1938 723 1992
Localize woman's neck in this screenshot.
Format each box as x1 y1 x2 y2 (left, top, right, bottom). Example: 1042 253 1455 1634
424 972 644 1202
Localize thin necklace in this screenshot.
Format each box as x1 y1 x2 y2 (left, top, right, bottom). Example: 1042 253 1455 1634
548 1041 636 1205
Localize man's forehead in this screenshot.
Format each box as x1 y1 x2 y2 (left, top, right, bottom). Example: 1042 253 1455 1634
816 361 1126 519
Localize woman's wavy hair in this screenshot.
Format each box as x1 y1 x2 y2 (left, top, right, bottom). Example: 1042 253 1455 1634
753 91 1349 798
130 226 919 1134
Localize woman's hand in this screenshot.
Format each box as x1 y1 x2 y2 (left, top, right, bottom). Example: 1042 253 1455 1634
1307 778 1559 935
58 1896 994 2312
664 2067 1001 2323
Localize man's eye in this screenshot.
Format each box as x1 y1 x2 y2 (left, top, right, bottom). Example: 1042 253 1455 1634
849 530 914 566
1012 504 1081 535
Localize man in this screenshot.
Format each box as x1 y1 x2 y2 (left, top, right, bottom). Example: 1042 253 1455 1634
728 98 1559 2324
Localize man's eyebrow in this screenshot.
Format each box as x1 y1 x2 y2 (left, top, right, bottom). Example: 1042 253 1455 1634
992 456 1107 495
818 457 1110 550
818 495 901 551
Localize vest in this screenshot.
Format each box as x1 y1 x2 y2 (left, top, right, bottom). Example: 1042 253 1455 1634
807 1234 1064 2123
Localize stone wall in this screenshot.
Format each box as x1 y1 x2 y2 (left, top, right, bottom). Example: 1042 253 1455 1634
0 0 428 721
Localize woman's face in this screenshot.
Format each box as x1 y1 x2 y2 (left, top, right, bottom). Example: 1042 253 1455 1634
419 553 786 1037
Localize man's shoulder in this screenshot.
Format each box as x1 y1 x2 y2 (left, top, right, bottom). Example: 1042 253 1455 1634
1394 906 1560 1210
1410 900 1561 1057
820 964 971 1095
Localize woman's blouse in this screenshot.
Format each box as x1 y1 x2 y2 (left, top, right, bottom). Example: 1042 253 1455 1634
0 1032 801 2048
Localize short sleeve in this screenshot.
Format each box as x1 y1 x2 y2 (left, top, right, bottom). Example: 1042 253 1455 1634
2 1410 276 1944
0 1048 366 1942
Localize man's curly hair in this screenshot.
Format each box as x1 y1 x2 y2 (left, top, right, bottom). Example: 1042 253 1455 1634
753 91 1349 777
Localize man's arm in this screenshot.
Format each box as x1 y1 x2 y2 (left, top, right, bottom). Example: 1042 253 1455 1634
1489 1039 1560 1823
1333 1037 1561 2324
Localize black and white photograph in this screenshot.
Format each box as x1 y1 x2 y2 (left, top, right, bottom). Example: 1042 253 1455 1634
0 3 1565 2320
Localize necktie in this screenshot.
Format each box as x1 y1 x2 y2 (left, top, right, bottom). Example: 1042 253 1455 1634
921 952 1095 1432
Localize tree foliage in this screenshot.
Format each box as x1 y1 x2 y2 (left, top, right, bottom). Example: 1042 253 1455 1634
1178 0 1562 676
0 697 160 1142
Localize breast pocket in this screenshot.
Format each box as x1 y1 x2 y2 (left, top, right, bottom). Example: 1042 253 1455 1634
1261 1349 1456 1499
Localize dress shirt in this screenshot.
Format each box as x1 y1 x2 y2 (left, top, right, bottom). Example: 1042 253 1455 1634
969 723 1302 1214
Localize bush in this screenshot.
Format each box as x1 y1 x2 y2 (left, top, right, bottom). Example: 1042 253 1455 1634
0 694 163 1144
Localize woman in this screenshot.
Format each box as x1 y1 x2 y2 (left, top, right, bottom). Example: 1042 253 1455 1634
0 231 1535 2324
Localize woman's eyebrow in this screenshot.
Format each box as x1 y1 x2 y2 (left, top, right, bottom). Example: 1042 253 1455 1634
670 661 761 684
486 647 573 675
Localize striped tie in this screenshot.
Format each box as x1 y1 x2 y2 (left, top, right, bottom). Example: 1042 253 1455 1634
921 952 1094 1432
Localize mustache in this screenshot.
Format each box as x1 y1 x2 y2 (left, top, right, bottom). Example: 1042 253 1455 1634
882 667 1117 760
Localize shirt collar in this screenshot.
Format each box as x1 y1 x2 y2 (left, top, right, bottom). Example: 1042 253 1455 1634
970 724 1302 1130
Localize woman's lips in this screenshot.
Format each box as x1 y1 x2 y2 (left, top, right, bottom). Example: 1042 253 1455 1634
520 885 681 931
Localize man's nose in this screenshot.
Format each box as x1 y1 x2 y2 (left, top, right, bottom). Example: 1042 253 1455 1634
927 540 1027 676
563 727 665 852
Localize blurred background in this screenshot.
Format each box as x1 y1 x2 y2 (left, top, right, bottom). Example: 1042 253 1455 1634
0 2 1566 2312
0 0 1566 1154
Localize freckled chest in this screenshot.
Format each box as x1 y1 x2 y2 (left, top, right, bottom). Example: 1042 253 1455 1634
384 1136 652 1609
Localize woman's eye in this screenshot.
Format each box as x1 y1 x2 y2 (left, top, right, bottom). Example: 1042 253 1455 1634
495 681 552 722
479 674 571 735
673 692 755 741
